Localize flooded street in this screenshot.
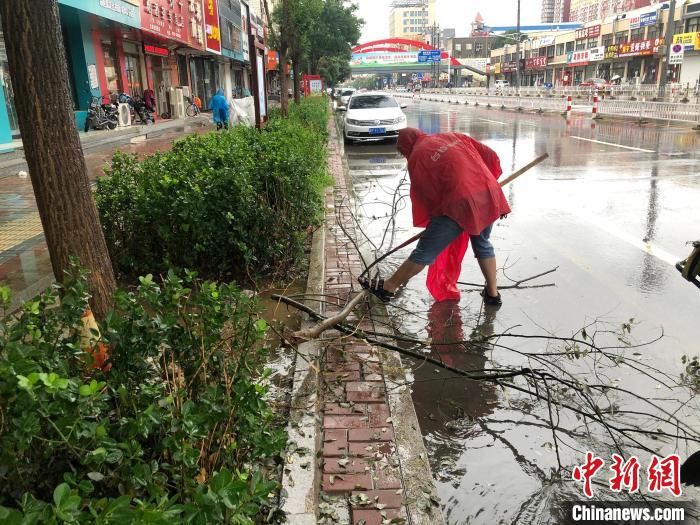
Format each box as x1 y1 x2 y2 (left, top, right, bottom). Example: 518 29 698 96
342 101 700 524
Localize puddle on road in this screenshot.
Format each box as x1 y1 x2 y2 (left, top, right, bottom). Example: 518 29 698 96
341 106 700 524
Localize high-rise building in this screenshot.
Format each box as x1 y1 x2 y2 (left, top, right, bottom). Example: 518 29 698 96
542 0 572 23
567 0 653 23
388 0 437 41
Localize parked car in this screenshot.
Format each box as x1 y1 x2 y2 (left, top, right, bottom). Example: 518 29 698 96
340 91 407 145
336 88 357 108
579 78 612 92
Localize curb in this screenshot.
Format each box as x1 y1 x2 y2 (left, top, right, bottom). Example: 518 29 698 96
279 133 328 525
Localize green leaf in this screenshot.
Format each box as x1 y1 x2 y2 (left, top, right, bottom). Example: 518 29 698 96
79 385 92 397
53 483 70 508
87 472 105 482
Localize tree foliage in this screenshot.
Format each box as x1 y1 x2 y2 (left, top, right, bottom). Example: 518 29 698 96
490 30 527 50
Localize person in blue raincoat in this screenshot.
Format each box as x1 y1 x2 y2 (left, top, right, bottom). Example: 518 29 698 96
209 89 229 130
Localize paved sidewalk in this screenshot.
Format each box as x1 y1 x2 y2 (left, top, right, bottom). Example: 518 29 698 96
0 119 213 309
310 120 442 525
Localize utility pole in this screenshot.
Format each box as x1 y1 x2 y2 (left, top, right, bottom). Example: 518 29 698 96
658 0 676 97
515 0 522 91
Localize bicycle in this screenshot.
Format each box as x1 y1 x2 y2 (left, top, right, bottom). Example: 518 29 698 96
185 95 201 118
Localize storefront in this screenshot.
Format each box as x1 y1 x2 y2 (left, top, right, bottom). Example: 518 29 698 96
614 37 664 84
0 22 18 144
524 56 548 86
673 32 700 87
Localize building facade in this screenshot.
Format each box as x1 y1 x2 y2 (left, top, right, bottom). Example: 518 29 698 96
0 0 260 151
388 0 436 41
568 0 652 24
491 0 700 89
542 0 572 23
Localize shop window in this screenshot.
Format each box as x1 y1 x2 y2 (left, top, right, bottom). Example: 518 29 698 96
602 34 613 47
101 39 121 95
177 55 188 87
630 28 643 41
524 50 531 59
475 42 483 53
124 54 143 96
546 45 554 57
587 38 597 49
565 41 574 52
556 43 565 55
686 17 699 33
575 41 586 51
615 31 627 44
646 26 657 40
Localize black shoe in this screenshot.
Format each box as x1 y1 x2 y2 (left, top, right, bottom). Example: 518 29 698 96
358 276 395 303
481 288 502 307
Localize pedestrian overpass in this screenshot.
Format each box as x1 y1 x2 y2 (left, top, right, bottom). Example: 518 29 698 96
350 38 487 77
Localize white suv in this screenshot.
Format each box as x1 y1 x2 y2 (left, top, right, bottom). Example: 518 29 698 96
341 92 407 144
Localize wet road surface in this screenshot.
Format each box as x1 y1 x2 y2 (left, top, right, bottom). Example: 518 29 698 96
342 101 700 524
0 126 212 308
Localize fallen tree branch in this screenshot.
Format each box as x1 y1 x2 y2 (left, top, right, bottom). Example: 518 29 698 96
458 266 559 290
291 290 369 340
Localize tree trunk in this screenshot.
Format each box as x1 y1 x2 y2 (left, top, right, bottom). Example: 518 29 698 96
0 0 117 319
292 57 301 104
279 47 289 116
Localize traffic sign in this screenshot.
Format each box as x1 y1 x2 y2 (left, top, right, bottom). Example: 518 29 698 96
418 49 442 63
417 72 423 80
669 43 684 65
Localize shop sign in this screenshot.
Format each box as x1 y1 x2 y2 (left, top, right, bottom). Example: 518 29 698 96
629 12 656 29
500 61 518 73
267 50 279 70
672 32 700 51
575 25 600 40
144 43 169 56
204 0 222 53
58 0 140 28
241 2 250 62
617 37 663 58
141 0 204 50
494 63 501 74
567 49 590 66
525 56 548 70
604 44 618 59
531 36 555 48
589 46 605 61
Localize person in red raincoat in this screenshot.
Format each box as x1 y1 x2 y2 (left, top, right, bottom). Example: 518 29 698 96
359 127 511 304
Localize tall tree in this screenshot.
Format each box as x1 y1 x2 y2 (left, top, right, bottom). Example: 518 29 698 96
307 0 362 77
1 0 116 318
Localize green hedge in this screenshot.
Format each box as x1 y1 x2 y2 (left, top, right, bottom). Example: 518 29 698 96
95 97 330 280
0 266 285 523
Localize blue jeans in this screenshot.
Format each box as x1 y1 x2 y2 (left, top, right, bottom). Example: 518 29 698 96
409 215 495 266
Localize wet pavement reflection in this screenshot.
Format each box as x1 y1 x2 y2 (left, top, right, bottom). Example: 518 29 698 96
0 126 212 308
342 101 700 524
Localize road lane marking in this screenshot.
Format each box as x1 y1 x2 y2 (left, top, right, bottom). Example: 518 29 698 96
572 210 681 267
570 136 655 153
478 118 507 125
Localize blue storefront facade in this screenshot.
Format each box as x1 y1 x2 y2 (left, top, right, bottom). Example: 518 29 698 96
0 0 256 152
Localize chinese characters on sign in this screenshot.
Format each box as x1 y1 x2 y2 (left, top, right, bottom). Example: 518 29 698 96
604 44 618 60
575 25 600 40
525 56 548 70
573 453 681 498
141 0 204 50
567 49 590 66
617 37 664 58
672 32 700 51
204 0 222 53
629 12 657 29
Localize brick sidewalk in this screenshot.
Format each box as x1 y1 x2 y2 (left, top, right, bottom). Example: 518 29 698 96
316 122 410 525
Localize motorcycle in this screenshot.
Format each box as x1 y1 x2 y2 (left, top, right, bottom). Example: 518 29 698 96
118 92 154 125
84 96 118 132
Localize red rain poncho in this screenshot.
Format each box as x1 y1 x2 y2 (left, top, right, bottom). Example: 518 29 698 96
398 128 511 301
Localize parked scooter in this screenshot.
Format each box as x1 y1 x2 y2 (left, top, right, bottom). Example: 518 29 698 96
117 92 154 125
84 96 118 132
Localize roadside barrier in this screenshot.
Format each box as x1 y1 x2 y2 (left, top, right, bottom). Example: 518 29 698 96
592 93 601 120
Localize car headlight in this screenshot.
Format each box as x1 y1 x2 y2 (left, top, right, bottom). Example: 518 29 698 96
346 118 361 125
394 115 406 123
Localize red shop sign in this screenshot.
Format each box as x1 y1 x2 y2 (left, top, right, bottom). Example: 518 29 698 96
144 43 169 56
575 25 601 40
525 56 548 70
141 0 204 50
203 0 221 54
617 37 664 57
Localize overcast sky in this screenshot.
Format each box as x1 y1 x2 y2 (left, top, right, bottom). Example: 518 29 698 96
356 0 542 43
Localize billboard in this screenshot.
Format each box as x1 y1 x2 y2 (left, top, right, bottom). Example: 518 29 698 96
350 52 420 69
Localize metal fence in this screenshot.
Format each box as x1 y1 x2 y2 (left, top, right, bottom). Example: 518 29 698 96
396 92 700 125
420 83 700 103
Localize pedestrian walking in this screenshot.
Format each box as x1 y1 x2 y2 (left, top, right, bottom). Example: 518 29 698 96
209 89 229 130
359 127 511 305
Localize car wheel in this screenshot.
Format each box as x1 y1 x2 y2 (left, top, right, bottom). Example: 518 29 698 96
343 132 352 145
